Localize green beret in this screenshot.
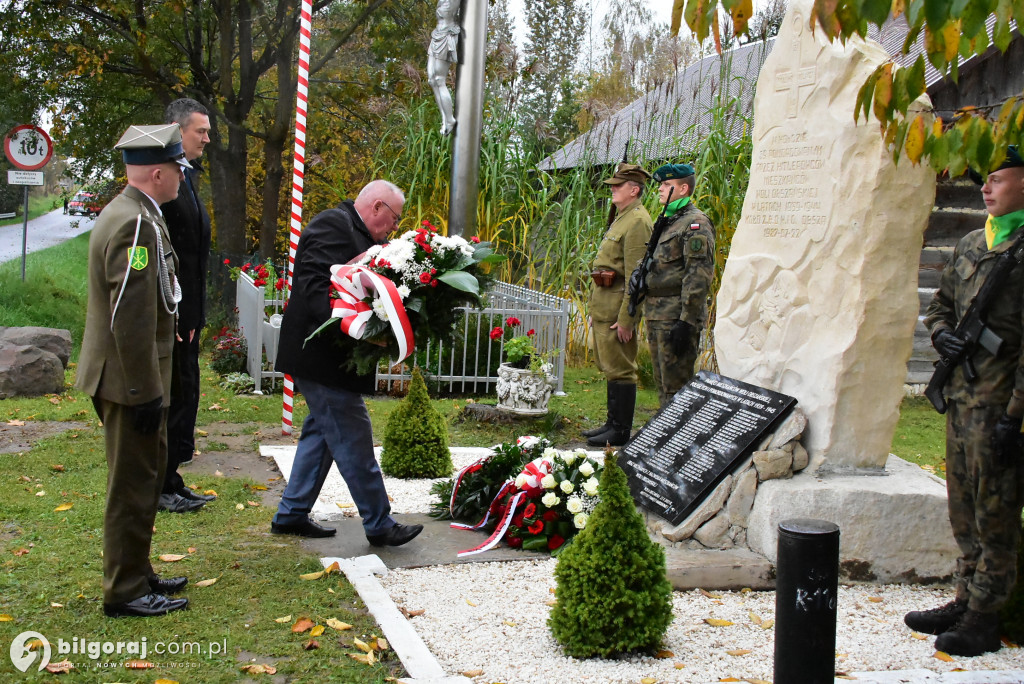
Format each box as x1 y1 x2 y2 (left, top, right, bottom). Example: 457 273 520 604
968 145 1023 185
652 163 695 182
602 162 652 186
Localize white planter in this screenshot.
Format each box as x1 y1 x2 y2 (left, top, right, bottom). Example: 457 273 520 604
262 314 283 366
496 362 555 415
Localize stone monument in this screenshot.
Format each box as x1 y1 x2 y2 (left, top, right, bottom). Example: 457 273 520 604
714 0 935 473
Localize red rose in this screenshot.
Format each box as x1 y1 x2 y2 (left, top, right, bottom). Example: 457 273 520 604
507 536 523 549
419 272 432 284
223 258 230 265
527 329 535 337
523 503 537 519
430 268 437 275
548 535 565 550
471 236 480 243
275 278 284 291
489 327 503 340
528 519 544 534
430 279 438 287
506 316 521 327
543 510 559 522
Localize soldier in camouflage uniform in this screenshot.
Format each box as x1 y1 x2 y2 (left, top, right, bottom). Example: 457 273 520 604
634 163 715 408
583 163 653 447
907 148 1024 656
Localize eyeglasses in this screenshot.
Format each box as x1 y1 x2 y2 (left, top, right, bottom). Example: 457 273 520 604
379 200 401 227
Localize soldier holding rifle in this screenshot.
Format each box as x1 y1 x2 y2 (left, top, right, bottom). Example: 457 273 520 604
906 147 1024 656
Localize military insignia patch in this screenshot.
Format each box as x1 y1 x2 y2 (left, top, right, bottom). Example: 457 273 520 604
128 246 149 270
690 237 704 253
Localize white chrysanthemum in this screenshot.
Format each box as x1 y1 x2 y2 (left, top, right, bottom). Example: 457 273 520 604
583 478 599 496
559 479 574 494
540 474 556 489
541 492 561 507
362 245 382 262
579 461 595 477
371 298 389 321
566 497 583 514
574 513 588 529
560 450 576 465
396 284 411 299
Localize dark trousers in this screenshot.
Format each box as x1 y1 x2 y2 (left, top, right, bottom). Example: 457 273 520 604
163 334 200 494
95 398 167 604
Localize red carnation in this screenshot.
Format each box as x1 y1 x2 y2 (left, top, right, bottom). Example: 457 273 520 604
512 513 525 527
421 219 430 226
489 327 503 340
471 236 480 243
430 268 437 274
419 272 432 284
548 535 565 550
542 510 559 522
241 264 250 272
223 258 230 265
506 316 521 327
527 329 535 337
275 278 284 291
528 519 544 534
253 278 266 287
523 503 537 519
430 279 438 287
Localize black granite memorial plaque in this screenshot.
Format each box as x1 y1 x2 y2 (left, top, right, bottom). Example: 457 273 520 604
620 371 796 526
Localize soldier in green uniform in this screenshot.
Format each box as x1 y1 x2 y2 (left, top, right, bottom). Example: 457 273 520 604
583 163 653 447
76 124 192 618
906 148 1024 655
636 162 715 408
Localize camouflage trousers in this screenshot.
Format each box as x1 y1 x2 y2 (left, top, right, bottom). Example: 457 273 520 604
591 318 639 384
647 320 699 408
945 401 1024 613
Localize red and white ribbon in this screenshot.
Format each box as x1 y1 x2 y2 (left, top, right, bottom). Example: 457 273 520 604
457 490 528 557
329 264 414 363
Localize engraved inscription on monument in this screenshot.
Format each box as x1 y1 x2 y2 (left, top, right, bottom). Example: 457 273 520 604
620 371 796 526
746 131 833 242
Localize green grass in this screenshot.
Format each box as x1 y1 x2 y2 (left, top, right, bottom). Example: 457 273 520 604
0 192 63 227
890 395 946 478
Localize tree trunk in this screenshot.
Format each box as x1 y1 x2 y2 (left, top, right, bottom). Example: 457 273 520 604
260 30 296 261
207 128 249 256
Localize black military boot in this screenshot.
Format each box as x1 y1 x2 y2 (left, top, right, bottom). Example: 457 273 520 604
934 609 1001 656
581 382 615 438
586 383 636 447
903 598 966 635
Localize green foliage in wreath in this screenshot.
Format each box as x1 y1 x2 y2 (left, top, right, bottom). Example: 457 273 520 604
380 368 452 479
548 452 673 658
1000 518 1024 643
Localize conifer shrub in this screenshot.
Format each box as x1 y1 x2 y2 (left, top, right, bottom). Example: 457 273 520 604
380 368 452 479
1000 519 1024 642
548 451 673 657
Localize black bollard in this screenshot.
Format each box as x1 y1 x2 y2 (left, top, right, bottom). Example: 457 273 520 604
773 518 840 684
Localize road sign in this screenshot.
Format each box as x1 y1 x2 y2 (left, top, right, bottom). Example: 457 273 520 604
7 170 44 186
4 125 53 171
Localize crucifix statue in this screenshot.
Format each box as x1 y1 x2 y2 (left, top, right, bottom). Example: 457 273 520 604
428 0 461 136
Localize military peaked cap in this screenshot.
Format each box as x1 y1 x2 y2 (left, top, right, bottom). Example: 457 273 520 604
602 162 652 186
115 124 191 169
652 163 695 182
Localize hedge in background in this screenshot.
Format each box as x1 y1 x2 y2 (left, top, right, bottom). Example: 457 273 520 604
381 367 452 479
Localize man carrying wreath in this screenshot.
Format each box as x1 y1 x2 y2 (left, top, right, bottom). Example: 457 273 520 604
270 179 423 547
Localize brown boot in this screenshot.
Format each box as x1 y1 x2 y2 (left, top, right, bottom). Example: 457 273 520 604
934 609 1001 656
903 598 966 635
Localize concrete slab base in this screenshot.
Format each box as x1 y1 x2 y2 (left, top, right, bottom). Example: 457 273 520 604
747 454 958 583
837 670 1024 683
664 547 775 590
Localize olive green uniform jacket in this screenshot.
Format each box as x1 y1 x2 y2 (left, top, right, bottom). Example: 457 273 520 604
589 197 653 328
641 201 716 324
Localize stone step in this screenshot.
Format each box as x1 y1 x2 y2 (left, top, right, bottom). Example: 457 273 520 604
924 208 984 246
917 267 941 289
934 178 986 210
920 245 953 268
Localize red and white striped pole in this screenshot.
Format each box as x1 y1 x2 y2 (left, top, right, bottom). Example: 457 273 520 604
282 0 313 435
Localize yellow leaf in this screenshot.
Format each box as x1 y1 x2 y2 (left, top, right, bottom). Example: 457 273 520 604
300 570 325 580
50 464 64 472
743 680 771 684
0 614 12 621
934 651 954 662
655 649 674 658
247 500 260 507
873 62 894 121
50 602 63 608
905 115 926 165
353 637 372 653
941 20 960 62
719 679 742 682
748 611 763 625
466 598 477 606
188 547 197 553
641 678 658 684
462 670 484 677
674 662 686 669
155 679 179 684
376 637 389 650
7 419 25 426
204 489 218 496
196 429 208 436
235 503 244 510
274 615 292 623
326 618 353 631
292 617 314 633
310 625 325 637
194 577 218 587
239 663 277 674
336 502 355 508
158 554 187 562
349 651 376 665
251 484 268 490
704 618 734 627
503 619 516 626
700 589 722 599
760 619 775 630
324 561 340 575
868 596 884 603
911 632 928 640
727 649 751 656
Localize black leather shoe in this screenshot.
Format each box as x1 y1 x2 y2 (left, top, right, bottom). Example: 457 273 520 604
158 492 205 513
104 593 189 618
366 523 423 547
178 487 217 502
270 519 337 538
148 576 188 594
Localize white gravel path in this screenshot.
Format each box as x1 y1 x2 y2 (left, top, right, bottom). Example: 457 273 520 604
262 445 1024 682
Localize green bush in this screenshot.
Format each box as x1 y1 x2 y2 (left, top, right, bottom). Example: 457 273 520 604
380 368 452 479
1000 519 1024 643
548 452 673 657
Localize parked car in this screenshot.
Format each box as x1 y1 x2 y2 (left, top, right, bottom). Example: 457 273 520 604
68 191 102 217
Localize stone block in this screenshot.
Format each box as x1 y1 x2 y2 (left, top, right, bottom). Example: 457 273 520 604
792 442 809 471
746 454 957 582
767 408 807 449
693 511 732 549
0 343 64 398
661 474 733 542
753 449 792 481
663 547 774 591
727 467 758 526
0 327 72 368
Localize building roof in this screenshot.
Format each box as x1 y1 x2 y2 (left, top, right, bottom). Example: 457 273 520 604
538 15 1002 171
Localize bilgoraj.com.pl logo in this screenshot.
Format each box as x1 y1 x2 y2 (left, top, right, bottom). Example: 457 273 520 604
9 630 224 672
10 631 52 672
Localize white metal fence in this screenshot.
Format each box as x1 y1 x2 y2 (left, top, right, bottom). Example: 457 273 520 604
236 277 570 395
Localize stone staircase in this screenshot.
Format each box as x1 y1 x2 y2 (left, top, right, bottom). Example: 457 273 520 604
909 177 987 387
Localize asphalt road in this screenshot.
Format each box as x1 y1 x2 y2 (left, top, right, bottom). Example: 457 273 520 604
0 208 96 266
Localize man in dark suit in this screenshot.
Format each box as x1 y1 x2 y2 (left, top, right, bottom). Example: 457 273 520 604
76 124 191 617
158 98 216 513
270 180 422 547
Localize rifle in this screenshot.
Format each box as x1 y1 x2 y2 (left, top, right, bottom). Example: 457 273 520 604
925 228 1024 413
627 188 673 318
